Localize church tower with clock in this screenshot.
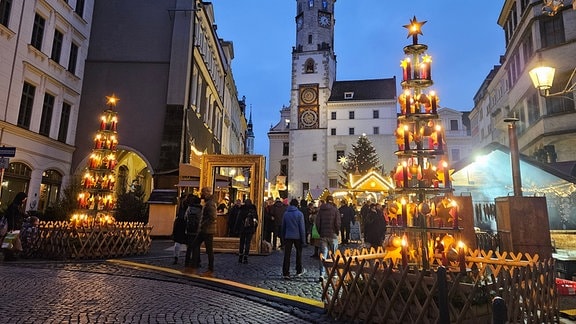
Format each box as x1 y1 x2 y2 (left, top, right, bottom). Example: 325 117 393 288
268 0 397 199
288 0 336 197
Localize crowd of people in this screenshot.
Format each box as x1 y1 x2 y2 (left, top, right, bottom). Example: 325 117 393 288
172 190 390 282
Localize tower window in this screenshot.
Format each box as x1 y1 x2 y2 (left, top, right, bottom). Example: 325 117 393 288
308 34 312 44
322 0 328 10
305 59 315 73
312 153 317 161
309 0 314 8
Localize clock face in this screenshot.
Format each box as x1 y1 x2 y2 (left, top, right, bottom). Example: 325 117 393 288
300 109 318 128
318 13 331 27
300 87 317 104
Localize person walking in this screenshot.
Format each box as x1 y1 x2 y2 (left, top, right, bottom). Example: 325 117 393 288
299 198 311 244
194 187 217 277
184 194 203 268
281 199 306 279
236 199 258 264
2 192 27 261
172 194 191 264
363 203 387 248
270 198 287 250
338 199 355 245
227 199 242 237
263 197 275 244
315 196 340 282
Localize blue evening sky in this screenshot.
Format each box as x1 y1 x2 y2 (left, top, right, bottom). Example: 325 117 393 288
211 1 505 157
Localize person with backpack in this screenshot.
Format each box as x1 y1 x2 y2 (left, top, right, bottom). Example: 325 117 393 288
236 199 258 264
184 194 203 268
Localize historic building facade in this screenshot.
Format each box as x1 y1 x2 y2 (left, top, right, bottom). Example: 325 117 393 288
268 0 397 199
470 0 576 176
0 0 93 210
73 0 248 194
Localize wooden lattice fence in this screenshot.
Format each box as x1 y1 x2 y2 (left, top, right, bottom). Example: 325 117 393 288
321 248 558 323
32 221 152 260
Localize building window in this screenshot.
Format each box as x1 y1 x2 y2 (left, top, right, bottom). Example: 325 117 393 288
329 178 338 188
450 120 458 131
373 127 379 135
373 110 379 118
348 127 354 135
58 102 71 142
308 34 312 44
331 111 336 119
51 30 63 63
330 128 336 135
39 93 54 136
31 13 45 50
308 0 314 8
302 182 309 197
305 59 315 73
282 142 289 156
0 0 11 27
18 82 35 129
540 15 565 48
451 149 461 162
75 0 85 17
68 43 78 74
344 92 354 99
1 162 31 208
39 169 62 212
312 153 317 161
322 0 328 9
349 111 354 119
336 150 345 162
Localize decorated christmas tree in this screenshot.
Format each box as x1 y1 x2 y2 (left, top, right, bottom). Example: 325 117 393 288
340 134 380 175
72 95 119 226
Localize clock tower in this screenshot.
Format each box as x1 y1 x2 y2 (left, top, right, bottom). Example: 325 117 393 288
288 0 337 198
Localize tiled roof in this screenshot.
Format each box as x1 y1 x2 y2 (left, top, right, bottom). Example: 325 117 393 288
328 78 396 102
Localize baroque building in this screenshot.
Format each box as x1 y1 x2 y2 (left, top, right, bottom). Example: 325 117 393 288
73 0 248 194
0 0 93 210
268 0 397 199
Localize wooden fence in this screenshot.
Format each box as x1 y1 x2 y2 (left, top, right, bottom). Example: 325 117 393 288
321 247 558 323
32 221 152 260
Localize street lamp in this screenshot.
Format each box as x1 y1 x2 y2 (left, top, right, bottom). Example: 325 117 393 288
529 65 576 99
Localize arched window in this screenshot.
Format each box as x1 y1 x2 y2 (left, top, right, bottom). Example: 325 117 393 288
305 58 315 73
1 162 32 207
39 169 63 212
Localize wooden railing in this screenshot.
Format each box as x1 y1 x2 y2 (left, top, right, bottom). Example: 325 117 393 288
32 221 152 260
321 247 558 323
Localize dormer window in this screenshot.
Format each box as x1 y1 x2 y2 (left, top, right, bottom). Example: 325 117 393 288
344 92 354 99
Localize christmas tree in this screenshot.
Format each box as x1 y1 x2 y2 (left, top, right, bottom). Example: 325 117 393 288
341 134 380 175
72 95 119 226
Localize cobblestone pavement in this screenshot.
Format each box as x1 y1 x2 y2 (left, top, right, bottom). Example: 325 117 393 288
0 240 344 323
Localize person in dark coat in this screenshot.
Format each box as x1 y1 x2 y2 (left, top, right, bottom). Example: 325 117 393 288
270 198 287 250
315 196 340 281
281 199 306 278
2 192 27 261
363 204 387 248
299 198 311 244
338 199 355 245
172 194 192 265
236 199 258 264
227 199 242 237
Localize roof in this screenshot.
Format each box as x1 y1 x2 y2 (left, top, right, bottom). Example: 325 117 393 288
451 142 576 184
328 78 396 102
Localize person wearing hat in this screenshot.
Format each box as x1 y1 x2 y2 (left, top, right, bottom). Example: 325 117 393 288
315 195 340 281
